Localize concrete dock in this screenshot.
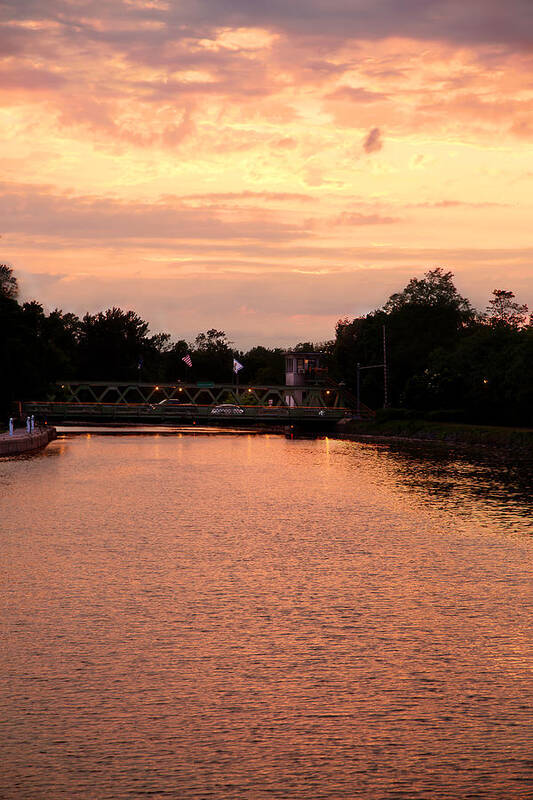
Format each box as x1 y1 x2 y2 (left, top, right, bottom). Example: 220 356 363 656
0 426 57 456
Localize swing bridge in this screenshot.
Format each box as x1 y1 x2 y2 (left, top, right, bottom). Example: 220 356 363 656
21 380 374 429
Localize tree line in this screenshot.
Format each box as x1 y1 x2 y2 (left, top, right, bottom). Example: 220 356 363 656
0 265 285 418
331 269 532 425
1 264 531 425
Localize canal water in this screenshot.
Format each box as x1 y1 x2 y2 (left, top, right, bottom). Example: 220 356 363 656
1 431 532 799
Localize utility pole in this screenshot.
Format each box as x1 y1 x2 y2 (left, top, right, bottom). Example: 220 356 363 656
356 363 361 417
383 325 389 408
356 325 390 413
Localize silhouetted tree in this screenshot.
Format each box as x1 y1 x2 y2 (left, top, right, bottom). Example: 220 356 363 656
485 289 528 329
188 329 234 382
1 262 532 426
0 263 18 300
78 308 151 380
241 346 285 384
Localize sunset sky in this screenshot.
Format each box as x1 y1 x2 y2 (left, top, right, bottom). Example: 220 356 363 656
1 0 532 347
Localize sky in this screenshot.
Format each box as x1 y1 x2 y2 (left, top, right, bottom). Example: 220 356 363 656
1 0 532 348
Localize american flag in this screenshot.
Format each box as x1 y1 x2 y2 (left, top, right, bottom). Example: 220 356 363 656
182 354 192 367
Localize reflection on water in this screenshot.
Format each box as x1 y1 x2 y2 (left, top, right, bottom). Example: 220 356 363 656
54 425 261 436
1 434 532 800
369 440 533 530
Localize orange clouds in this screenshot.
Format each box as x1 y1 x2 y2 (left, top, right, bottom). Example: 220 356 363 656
0 1 532 345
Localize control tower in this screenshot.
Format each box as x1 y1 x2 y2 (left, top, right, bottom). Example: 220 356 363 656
284 350 327 406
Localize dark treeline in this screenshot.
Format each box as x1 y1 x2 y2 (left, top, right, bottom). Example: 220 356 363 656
0 265 285 418
331 268 532 426
1 264 532 425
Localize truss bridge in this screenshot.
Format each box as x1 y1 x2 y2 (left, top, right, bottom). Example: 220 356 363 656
21 381 374 428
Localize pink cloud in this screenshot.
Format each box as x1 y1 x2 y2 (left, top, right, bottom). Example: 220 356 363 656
327 86 388 103
332 211 399 225
0 64 67 91
362 127 383 153
4 1 532 50
0 184 309 243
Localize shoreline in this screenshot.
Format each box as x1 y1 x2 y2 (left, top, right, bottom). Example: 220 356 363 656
333 418 533 452
3 420 531 454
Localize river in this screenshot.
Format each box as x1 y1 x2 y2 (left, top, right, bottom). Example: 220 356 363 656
1 430 532 799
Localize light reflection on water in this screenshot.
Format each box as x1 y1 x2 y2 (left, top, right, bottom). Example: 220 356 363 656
377 441 533 530
0 433 532 800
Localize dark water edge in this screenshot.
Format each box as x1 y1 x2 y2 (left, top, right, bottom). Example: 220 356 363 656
336 417 533 450
334 433 533 526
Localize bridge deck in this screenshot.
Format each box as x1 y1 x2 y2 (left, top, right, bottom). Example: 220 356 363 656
21 401 363 427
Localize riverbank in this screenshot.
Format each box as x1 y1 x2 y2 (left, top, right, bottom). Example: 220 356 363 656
335 417 533 450
0 426 57 456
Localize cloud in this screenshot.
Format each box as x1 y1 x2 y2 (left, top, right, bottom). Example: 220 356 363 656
1 0 531 353
332 211 399 225
411 200 509 209
327 86 388 103
362 127 382 153
4 1 533 48
1 3 531 154
181 191 316 205
0 64 67 91
0 185 309 243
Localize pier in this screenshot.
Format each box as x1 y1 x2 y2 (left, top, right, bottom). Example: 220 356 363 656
0 426 57 456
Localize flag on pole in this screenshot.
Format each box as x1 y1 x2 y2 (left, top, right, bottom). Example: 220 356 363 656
233 359 244 373
182 354 192 367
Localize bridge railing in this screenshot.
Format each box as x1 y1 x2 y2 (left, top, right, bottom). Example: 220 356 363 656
20 401 373 423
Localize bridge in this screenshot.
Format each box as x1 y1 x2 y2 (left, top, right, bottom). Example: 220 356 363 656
21 381 374 429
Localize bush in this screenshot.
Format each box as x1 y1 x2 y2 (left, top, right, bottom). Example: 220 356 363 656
375 407 410 422
424 408 466 423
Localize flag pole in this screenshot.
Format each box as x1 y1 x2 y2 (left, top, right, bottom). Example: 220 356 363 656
232 357 243 402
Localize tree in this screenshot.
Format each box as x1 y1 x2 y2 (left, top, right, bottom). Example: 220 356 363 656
241 346 285 384
0 263 18 299
330 268 476 408
78 308 151 380
159 339 190 381
194 329 232 352
290 341 320 353
383 267 473 317
485 289 528 329
190 329 233 382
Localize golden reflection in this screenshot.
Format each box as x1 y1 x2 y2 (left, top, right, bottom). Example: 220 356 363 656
1 434 532 799
320 435 332 472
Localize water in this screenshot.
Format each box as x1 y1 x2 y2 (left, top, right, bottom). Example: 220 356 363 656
1 431 532 799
